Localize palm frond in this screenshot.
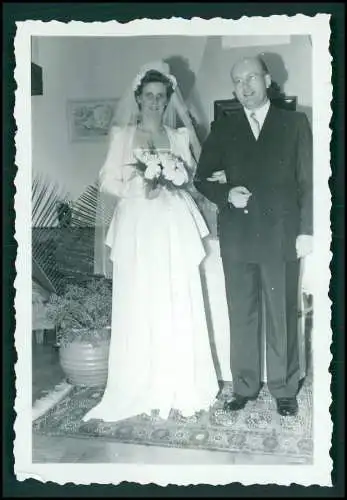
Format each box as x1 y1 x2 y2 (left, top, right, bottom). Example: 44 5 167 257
32 174 69 227
32 259 57 294
32 173 105 294
32 173 70 293
70 184 99 227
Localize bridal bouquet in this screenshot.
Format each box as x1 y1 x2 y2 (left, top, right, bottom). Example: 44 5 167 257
129 145 190 199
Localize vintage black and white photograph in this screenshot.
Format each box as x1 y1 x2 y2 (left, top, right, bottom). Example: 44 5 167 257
14 15 332 486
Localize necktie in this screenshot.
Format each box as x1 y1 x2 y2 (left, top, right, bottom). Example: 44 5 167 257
250 112 260 139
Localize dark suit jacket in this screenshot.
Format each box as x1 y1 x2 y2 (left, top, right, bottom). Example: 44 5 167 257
194 104 313 263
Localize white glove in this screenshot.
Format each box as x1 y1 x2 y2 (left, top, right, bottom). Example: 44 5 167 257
207 170 227 184
228 186 252 209
296 234 313 259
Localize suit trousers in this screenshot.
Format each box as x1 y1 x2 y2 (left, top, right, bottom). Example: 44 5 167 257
220 255 300 399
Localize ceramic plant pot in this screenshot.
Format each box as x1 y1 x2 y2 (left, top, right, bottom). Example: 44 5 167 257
59 329 110 387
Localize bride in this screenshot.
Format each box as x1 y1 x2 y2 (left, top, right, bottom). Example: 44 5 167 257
83 61 219 423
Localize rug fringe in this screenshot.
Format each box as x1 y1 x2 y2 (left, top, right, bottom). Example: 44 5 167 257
32 380 73 421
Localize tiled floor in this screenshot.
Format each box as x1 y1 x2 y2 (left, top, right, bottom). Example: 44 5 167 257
32 332 312 465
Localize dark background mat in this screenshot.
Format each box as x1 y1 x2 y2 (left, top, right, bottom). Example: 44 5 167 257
3 2 345 497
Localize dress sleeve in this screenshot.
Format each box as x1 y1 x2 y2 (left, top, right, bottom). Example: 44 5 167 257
176 127 195 171
99 126 144 198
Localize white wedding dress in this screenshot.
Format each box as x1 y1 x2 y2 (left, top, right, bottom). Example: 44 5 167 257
83 125 219 423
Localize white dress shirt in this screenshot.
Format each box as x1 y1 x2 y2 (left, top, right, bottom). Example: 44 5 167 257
243 99 271 139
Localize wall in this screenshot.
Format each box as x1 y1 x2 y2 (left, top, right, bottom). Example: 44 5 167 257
32 35 312 201
32 36 208 199
194 35 312 131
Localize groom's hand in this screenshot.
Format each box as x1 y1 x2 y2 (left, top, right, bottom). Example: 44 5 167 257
206 170 227 184
296 234 313 258
228 186 252 209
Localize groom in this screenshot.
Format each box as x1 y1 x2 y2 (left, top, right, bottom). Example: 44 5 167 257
194 56 313 416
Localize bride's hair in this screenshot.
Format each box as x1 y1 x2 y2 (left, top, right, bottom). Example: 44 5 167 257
134 70 175 101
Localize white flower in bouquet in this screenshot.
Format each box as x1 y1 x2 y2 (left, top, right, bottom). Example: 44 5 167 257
160 153 189 186
144 159 162 180
159 152 176 170
175 159 188 175
162 166 175 182
172 170 187 186
158 154 176 181
134 149 150 164
172 158 189 186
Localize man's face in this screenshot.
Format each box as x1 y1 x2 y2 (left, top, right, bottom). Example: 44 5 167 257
231 58 271 110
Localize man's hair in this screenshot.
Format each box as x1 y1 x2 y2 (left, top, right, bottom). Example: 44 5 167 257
231 55 270 78
257 56 270 75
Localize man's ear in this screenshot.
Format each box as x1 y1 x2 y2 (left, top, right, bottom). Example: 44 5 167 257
265 74 272 89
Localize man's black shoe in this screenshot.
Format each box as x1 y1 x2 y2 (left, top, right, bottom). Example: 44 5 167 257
223 393 257 412
276 397 298 417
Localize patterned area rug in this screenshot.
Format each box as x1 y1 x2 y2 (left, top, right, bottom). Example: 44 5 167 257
33 380 313 461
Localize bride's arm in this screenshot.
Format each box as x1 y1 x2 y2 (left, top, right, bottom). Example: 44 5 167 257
99 126 143 198
175 127 196 182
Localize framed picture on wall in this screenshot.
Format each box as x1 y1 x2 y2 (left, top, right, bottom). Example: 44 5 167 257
67 98 118 142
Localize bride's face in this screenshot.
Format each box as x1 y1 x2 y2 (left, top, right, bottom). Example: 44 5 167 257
137 82 168 119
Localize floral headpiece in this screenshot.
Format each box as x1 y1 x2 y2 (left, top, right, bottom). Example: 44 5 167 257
132 61 177 92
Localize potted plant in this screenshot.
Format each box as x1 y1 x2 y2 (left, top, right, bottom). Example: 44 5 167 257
46 277 112 387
